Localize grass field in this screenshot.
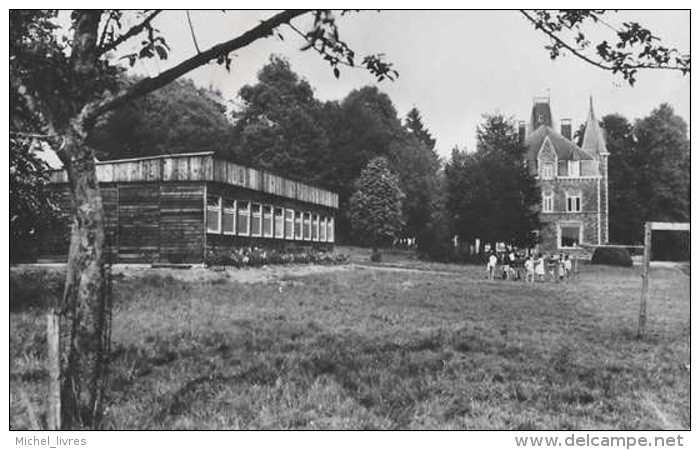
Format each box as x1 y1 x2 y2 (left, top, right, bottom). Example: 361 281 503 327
10 255 690 430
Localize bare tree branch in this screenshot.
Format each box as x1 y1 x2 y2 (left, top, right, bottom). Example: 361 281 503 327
185 10 201 54
84 9 309 128
97 10 162 56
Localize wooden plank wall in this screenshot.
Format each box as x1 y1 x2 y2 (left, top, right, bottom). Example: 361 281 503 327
49 153 339 208
38 182 205 263
159 184 205 263
117 184 160 262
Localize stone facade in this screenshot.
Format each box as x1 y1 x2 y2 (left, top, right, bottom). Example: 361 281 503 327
522 97 609 253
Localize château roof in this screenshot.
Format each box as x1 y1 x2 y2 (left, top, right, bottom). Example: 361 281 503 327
524 125 594 163
581 96 608 156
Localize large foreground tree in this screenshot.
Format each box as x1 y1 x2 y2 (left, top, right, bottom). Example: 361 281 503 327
10 9 689 429
10 9 397 429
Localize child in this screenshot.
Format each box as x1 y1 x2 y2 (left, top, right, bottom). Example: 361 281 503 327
524 256 535 284
487 252 498 280
508 250 517 280
535 253 545 281
564 254 572 280
557 254 565 282
546 254 556 282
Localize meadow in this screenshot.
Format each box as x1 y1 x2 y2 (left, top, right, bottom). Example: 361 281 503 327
10 254 690 430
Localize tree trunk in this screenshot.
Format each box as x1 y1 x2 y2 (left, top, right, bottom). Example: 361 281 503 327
57 128 110 429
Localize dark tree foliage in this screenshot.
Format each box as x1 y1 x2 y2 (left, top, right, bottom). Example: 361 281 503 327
585 106 689 260
600 105 689 248
10 138 63 262
405 107 437 151
348 156 404 251
600 114 639 245
321 87 442 243
88 77 236 160
229 56 331 184
446 115 541 248
227 64 442 245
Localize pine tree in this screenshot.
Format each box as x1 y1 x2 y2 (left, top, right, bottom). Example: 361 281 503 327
348 157 405 260
405 107 437 151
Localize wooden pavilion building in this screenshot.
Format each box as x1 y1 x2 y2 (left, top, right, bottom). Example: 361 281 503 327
39 151 339 264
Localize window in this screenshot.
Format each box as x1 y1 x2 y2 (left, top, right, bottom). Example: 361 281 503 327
542 192 553 213
206 195 221 233
222 199 235 234
285 209 294 239
327 217 335 243
560 225 581 248
262 205 273 238
237 201 250 235
312 214 319 241
294 211 303 240
542 163 555 179
568 160 580 177
274 207 284 239
303 212 312 240
320 216 327 242
251 203 262 236
566 193 582 213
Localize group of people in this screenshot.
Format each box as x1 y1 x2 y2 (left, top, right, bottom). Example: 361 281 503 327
486 249 576 283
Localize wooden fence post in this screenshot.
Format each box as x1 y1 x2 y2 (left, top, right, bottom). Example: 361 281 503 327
46 310 61 430
638 222 652 339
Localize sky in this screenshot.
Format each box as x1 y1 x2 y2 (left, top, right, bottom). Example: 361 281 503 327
103 10 689 159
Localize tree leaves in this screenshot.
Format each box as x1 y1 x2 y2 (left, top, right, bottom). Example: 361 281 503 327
348 157 405 246
522 10 690 86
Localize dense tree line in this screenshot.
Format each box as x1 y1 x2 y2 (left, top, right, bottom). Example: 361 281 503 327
85 56 689 259
601 105 690 259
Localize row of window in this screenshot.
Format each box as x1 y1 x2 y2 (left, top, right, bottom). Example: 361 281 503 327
206 196 335 242
542 192 582 213
540 160 581 179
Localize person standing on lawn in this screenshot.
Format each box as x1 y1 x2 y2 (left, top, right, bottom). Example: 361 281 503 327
487 251 498 280
525 256 535 283
535 253 545 282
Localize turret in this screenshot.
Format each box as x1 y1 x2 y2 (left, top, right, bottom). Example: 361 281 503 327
582 96 609 244
581 96 608 158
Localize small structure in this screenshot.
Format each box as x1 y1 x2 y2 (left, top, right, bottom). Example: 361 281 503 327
520 96 609 253
39 152 339 263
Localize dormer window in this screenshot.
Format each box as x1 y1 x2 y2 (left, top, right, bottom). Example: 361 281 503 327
568 160 580 177
542 163 555 179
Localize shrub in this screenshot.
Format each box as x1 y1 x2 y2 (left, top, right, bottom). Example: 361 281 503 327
591 246 633 267
205 247 348 269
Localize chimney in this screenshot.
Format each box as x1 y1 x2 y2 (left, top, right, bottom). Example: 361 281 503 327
518 120 526 144
560 118 572 141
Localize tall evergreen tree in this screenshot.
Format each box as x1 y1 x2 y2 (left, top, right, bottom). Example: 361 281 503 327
348 157 405 259
405 107 437 151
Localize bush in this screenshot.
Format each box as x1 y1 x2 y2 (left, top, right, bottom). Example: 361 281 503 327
591 247 633 267
205 247 348 268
